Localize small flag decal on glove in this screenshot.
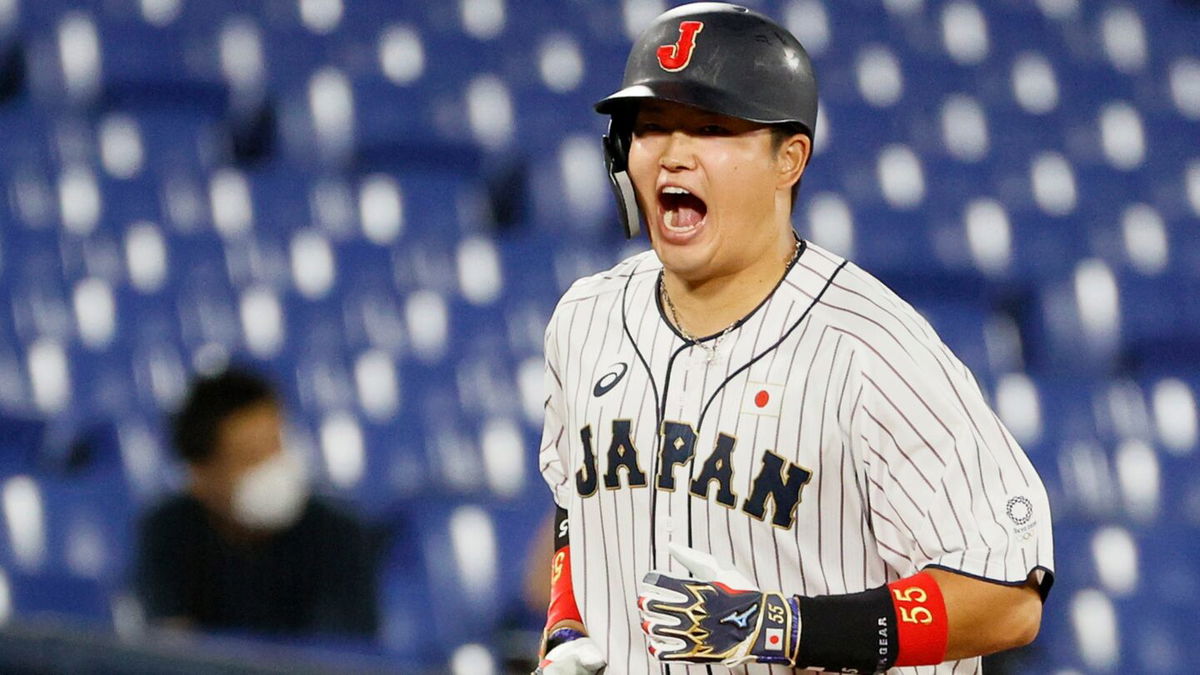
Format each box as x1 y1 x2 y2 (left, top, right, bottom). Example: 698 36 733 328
765 628 783 651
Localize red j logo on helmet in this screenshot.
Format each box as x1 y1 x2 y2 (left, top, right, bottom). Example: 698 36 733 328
657 21 704 72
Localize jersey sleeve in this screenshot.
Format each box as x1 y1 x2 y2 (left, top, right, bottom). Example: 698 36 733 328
849 327 1054 597
538 310 573 508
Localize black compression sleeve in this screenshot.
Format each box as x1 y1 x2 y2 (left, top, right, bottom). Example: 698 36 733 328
553 506 570 549
794 586 899 674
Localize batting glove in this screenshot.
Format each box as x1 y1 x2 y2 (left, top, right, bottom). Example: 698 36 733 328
637 542 801 666
533 635 606 675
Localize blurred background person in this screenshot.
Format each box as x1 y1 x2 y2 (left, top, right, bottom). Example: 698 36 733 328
136 367 378 638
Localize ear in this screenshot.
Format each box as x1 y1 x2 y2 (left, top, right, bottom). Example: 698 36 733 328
775 133 812 191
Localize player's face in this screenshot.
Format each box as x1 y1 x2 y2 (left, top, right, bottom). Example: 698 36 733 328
628 101 791 282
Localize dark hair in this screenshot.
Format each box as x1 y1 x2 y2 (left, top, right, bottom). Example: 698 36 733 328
171 367 277 465
770 122 810 213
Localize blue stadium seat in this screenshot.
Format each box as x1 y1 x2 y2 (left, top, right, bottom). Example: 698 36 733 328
377 509 450 666
260 26 337 94
115 108 235 173
1021 262 1129 375
39 476 134 584
398 169 494 239
1031 376 1106 446
4 568 116 627
906 296 995 390
487 499 552 612
399 500 502 639
495 230 562 315
1158 450 1200 526
0 100 54 170
96 23 228 112
1123 524 1200 671
0 475 133 609
99 177 167 233
1117 272 1200 371
353 416 430 508
273 70 486 170
1124 602 1192 673
99 0 242 29
22 10 229 113
338 0 426 34
0 414 45 474
171 237 243 353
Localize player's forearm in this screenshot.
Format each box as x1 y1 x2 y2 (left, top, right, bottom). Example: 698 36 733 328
787 570 1042 668
541 507 588 654
546 619 587 634
538 520 606 675
790 569 1042 668
641 545 1048 672
925 568 1042 660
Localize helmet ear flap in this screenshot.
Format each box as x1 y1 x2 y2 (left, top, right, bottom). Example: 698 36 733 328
602 118 640 239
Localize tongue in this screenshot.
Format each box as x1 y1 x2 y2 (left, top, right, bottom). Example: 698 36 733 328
666 194 706 230
671 203 704 230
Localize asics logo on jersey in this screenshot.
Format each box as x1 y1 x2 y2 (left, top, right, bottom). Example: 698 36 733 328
720 604 757 630
593 362 629 397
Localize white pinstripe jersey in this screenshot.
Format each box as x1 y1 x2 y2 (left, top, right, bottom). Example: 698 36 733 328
538 241 1055 675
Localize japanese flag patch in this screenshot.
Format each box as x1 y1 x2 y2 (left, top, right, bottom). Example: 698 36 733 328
742 382 783 417
764 627 784 651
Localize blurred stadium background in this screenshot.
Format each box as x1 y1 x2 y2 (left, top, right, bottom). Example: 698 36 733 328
0 0 1197 672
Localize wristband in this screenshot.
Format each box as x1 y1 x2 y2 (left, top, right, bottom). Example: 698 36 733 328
794 586 896 673
546 545 582 627
544 627 586 654
888 572 948 666
545 508 582 630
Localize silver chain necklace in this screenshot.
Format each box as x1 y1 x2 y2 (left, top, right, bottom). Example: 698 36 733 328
660 237 802 363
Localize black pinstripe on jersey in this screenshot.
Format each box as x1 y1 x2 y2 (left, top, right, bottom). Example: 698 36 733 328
539 240 1054 675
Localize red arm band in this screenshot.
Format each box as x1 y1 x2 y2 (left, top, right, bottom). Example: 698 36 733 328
889 572 949 666
546 507 582 630
546 544 582 628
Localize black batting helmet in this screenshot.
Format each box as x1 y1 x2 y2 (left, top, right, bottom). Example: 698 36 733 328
595 2 819 238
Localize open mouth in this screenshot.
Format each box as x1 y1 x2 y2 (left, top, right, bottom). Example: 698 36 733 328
658 186 708 236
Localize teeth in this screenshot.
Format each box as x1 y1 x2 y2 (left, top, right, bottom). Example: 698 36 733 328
662 186 691 196
664 209 676 229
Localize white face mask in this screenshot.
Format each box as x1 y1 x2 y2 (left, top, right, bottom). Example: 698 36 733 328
230 451 309 531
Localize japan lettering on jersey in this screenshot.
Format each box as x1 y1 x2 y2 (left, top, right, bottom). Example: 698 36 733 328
539 242 1054 675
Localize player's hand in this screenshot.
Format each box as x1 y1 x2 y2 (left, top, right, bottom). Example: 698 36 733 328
533 635 606 675
637 542 800 666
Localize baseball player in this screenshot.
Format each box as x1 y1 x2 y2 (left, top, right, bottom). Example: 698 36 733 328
535 4 1054 674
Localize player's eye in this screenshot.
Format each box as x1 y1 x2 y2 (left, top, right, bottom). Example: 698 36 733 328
698 124 731 136
634 121 667 135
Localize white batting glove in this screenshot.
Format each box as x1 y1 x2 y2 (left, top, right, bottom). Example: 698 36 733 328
533 636 606 675
638 542 801 666
666 540 758 589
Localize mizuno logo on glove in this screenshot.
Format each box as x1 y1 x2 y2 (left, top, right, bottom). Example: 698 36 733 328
721 604 757 629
